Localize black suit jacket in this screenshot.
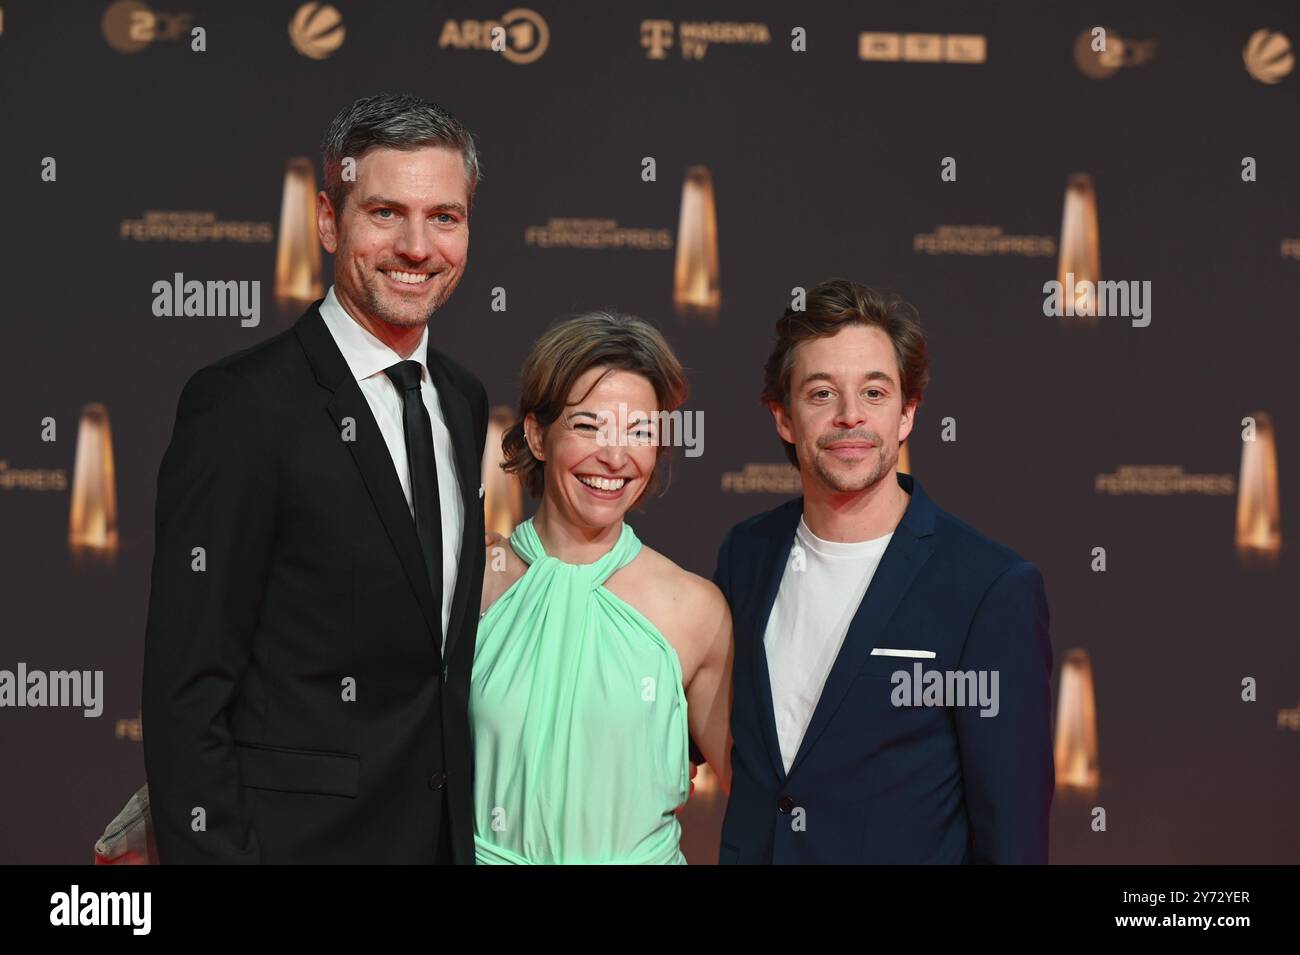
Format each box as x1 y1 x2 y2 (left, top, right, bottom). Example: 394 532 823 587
142 302 487 863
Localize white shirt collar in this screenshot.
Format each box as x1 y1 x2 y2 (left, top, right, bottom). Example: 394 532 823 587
797 514 893 557
318 285 430 383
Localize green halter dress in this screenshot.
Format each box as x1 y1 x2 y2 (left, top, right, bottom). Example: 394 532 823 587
470 518 690 864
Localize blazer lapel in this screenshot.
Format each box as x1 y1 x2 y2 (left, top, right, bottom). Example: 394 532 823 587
746 501 802 783
294 304 443 652
424 349 479 665
784 473 937 779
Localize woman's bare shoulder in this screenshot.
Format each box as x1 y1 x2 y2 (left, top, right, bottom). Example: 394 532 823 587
632 545 729 637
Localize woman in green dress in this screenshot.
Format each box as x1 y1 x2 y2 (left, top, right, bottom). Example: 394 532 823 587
472 312 733 864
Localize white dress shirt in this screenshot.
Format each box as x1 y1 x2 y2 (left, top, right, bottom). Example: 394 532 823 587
318 285 464 652
763 516 894 773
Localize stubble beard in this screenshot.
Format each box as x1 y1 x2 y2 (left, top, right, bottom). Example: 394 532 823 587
357 270 457 329
812 439 896 494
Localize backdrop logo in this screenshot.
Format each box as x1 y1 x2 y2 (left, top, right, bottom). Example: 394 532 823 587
641 20 672 58
101 0 192 54
914 225 1055 256
483 407 524 537
0 460 67 492
1243 29 1293 84
1279 702 1300 731
69 405 119 559
119 210 274 243
276 158 324 311
523 218 672 249
1073 26 1156 79
1055 649 1099 792
115 713 143 741
1056 173 1101 320
1236 411 1281 563
858 32 986 64
1094 465 1234 496
674 166 720 318
641 19 771 60
439 8 549 64
720 463 802 494
290 2 345 60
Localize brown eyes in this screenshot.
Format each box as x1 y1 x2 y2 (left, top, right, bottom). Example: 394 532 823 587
811 389 885 400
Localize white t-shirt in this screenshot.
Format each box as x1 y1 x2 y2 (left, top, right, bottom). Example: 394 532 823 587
763 516 894 773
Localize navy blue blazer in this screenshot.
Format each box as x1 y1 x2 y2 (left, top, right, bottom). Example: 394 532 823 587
713 472 1053 864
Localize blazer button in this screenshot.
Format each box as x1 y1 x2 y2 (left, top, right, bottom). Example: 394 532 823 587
777 795 795 814
429 772 447 790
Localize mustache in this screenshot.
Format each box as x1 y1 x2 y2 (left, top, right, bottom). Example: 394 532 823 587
818 430 881 448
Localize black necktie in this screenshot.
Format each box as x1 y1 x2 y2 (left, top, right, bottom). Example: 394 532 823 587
383 360 443 647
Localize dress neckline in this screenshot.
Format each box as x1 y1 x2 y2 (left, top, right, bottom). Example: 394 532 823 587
510 518 641 581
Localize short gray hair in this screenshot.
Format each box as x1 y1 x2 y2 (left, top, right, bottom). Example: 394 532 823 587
320 92 481 215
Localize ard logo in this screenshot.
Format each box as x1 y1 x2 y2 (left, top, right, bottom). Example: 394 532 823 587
439 8 549 64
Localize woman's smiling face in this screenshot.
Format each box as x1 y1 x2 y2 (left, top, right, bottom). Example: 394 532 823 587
526 367 661 532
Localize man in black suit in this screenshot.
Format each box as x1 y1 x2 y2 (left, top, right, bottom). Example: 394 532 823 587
142 93 488 863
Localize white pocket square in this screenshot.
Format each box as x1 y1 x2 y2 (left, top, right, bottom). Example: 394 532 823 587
870 648 936 659
478 483 485 499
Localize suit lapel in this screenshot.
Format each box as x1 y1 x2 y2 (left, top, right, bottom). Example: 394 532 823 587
295 304 443 652
747 501 802 783
424 349 479 665
784 473 937 778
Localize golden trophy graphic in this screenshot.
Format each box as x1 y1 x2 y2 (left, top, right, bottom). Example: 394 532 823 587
673 166 720 319
275 157 324 313
1057 173 1101 321
1054 648 1100 792
483 407 524 537
68 403 119 561
1236 410 1281 565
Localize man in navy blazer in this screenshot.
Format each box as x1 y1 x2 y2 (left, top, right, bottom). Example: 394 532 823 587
713 279 1053 864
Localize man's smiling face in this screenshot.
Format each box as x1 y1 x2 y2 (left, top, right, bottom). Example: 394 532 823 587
318 144 470 329
771 323 915 495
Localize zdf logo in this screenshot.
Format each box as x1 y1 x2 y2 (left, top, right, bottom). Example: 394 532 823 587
101 0 193 54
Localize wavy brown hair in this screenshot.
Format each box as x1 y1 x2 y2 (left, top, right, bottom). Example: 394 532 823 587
501 312 688 502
